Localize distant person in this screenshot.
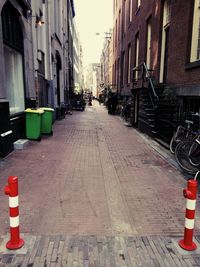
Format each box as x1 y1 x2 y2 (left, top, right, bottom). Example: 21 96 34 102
111 94 118 115
107 96 112 114
99 95 103 105
88 95 92 106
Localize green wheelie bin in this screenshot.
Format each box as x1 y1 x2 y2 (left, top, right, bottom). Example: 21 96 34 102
25 108 44 141
39 107 54 135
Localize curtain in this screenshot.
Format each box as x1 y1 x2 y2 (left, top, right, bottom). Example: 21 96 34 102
4 46 25 114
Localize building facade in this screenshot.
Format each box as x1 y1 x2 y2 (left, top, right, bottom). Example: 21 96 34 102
73 24 84 94
0 0 34 157
84 63 100 97
113 0 200 144
100 31 113 92
0 0 77 157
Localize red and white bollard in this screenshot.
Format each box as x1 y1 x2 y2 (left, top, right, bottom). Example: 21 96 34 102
179 177 198 251
4 176 24 250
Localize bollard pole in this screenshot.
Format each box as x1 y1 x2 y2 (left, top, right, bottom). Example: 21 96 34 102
4 176 24 250
179 177 198 251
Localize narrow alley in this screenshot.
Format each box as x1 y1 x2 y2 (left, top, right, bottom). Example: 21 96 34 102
0 102 200 266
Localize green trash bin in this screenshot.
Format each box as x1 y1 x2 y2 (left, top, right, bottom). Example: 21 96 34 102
39 107 54 135
25 108 44 141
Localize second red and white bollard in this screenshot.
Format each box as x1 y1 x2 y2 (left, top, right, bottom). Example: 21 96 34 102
179 179 198 251
4 176 24 250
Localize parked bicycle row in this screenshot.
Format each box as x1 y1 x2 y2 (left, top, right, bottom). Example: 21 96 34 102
99 93 200 175
169 114 200 175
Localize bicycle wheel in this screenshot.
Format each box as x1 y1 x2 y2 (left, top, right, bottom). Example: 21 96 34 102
189 142 200 166
170 134 178 154
175 140 200 175
170 128 186 154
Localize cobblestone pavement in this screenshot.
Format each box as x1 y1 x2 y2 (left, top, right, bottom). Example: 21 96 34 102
0 235 200 267
0 101 200 266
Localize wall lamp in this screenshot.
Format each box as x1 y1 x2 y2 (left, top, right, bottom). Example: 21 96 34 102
35 16 45 26
27 10 44 27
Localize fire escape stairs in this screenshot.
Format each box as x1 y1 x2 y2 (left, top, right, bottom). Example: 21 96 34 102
135 63 177 148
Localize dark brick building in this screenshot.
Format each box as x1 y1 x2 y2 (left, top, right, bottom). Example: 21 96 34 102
113 0 200 144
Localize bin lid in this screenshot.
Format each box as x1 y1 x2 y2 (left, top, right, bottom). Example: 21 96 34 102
25 108 44 114
39 107 54 112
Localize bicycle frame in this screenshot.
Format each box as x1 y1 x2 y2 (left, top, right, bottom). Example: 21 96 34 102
174 126 188 139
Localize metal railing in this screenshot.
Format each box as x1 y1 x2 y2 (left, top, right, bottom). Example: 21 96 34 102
133 62 159 109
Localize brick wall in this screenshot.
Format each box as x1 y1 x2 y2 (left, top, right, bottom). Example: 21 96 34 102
113 0 200 97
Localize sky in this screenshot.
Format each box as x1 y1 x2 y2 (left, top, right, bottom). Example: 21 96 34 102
74 0 113 67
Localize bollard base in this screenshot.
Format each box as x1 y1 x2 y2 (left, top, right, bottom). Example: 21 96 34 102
179 239 197 251
6 238 24 250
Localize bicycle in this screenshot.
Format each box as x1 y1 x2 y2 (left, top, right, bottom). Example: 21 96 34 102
175 135 200 175
170 120 194 154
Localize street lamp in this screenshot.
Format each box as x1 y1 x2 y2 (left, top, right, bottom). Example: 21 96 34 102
95 32 111 39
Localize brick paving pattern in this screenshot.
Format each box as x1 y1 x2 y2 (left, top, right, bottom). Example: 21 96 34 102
0 102 200 266
0 235 200 266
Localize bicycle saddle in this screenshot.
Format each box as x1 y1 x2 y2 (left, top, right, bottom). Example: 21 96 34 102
185 120 194 125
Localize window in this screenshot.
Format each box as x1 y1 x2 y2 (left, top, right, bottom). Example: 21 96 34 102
115 20 117 46
4 46 25 114
112 63 115 86
135 34 139 80
137 0 141 9
54 0 62 39
129 0 132 22
146 19 152 69
1 2 23 53
1 2 25 114
117 58 120 91
159 0 171 82
121 51 125 86
124 0 127 34
127 44 131 83
191 0 200 62
166 0 171 24
121 8 124 40
115 61 117 87
119 10 121 42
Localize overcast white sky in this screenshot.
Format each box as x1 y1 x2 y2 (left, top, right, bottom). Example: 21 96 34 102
74 0 113 67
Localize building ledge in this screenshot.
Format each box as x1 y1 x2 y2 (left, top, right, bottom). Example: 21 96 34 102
185 60 200 70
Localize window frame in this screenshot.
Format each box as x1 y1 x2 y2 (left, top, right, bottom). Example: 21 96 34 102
127 44 131 84
1 1 26 115
146 17 152 69
190 0 200 63
134 33 139 81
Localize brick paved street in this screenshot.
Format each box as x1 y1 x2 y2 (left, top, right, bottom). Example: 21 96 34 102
0 101 200 266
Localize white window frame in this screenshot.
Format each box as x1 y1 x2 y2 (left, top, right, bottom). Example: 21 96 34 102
159 0 170 83
127 44 131 83
190 0 200 62
129 0 132 22
146 20 151 69
135 35 139 80
4 46 25 114
124 0 127 34
123 51 125 85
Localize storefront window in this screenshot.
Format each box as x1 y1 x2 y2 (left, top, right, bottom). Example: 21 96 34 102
1 1 25 114
191 0 200 62
4 46 25 114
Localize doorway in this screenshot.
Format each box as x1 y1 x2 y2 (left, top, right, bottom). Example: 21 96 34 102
56 52 62 106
